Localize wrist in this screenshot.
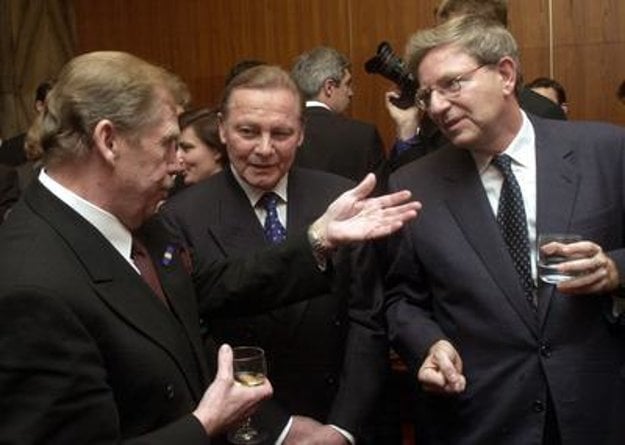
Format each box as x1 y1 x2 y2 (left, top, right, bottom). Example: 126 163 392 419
308 219 335 253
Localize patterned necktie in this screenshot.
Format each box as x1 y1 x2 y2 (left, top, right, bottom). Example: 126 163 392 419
258 192 287 244
131 236 170 308
492 155 536 307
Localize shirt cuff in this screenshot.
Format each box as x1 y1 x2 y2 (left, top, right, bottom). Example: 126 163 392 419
274 416 293 445
330 424 355 444
391 134 420 158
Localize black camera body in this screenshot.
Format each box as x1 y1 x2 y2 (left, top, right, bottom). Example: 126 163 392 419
364 41 417 110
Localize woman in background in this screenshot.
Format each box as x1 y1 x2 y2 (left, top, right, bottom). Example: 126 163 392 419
176 107 226 187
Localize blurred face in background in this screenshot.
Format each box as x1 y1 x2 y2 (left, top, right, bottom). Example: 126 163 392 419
177 126 223 185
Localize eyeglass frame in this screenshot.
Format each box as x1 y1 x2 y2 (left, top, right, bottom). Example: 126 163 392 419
414 64 491 111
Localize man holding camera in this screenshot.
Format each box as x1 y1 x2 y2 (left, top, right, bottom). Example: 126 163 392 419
291 46 386 184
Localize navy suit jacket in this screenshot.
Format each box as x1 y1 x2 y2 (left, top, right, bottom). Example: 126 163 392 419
295 106 386 183
0 180 331 444
385 115 625 444
162 167 390 443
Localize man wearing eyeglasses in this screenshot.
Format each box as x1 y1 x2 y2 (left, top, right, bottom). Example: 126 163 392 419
385 15 625 445
384 0 566 172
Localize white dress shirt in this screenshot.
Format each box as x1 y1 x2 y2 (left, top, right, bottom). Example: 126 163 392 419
472 111 538 283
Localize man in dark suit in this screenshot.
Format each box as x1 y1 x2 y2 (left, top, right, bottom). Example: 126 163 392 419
291 47 386 183
0 52 420 444
385 16 625 445
163 65 394 445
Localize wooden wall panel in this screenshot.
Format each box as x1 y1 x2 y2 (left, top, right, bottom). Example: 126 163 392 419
508 0 551 84
73 0 624 152
553 0 625 123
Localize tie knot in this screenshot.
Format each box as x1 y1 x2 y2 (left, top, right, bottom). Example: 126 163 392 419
257 192 280 211
491 154 514 176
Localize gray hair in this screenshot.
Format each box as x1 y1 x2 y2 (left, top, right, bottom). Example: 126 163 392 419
405 15 521 92
40 51 188 168
291 47 351 100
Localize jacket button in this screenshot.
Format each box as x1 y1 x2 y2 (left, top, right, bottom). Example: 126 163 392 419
165 383 175 400
532 400 545 413
539 341 552 358
325 374 336 385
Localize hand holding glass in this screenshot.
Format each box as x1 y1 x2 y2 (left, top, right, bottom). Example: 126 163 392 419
537 233 584 284
228 346 268 445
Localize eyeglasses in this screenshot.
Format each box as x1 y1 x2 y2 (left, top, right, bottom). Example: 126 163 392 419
414 64 489 110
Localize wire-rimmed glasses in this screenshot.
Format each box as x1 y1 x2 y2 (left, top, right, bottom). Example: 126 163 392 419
414 64 489 110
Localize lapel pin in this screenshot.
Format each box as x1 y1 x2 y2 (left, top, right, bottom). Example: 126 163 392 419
161 245 175 266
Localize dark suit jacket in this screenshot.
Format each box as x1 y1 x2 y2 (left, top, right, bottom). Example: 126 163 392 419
0 180 331 444
385 116 625 444
295 106 386 182
162 168 390 443
0 133 27 166
0 165 19 222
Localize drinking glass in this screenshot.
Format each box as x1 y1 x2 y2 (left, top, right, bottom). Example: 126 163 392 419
227 346 267 445
537 233 583 284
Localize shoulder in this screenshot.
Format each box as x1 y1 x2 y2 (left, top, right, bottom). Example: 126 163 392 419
162 172 230 215
530 115 625 145
290 167 354 193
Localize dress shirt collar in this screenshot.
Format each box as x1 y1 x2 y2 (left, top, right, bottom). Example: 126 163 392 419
305 100 331 111
229 165 288 207
471 111 534 173
38 169 133 263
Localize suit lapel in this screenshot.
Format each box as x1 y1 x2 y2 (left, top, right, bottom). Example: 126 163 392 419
25 183 207 399
209 170 266 256
533 117 580 324
140 218 210 394
442 149 539 336
278 170 331 329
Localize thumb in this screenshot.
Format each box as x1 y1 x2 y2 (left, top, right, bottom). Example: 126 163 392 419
216 343 233 381
348 173 376 200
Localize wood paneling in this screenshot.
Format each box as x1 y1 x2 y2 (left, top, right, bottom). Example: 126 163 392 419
553 0 625 122
73 0 625 152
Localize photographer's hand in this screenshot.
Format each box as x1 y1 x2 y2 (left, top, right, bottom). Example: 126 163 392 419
385 91 420 141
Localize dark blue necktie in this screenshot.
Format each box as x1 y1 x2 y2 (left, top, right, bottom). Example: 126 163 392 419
258 192 287 244
492 155 535 307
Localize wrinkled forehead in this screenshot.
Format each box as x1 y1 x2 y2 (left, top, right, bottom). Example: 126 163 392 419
224 87 303 122
417 44 476 84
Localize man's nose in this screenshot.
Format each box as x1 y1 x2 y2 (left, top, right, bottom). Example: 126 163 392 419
255 134 274 155
428 89 452 115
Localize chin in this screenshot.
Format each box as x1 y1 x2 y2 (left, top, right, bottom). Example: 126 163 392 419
245 174 279 190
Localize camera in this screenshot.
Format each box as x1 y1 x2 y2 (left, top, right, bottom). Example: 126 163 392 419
364 41 417 109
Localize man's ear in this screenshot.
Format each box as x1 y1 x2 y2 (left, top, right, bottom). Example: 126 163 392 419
92 120 118 166
321 78 336 99
497 56 518 97
217 112 227 145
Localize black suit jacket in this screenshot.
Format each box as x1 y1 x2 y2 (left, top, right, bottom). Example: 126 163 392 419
162 168 389 443
385 116 625 444
295 106 386 182
0 180 331 444
0 165 19 222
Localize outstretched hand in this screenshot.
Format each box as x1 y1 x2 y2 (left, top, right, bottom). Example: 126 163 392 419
312 173 421 250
